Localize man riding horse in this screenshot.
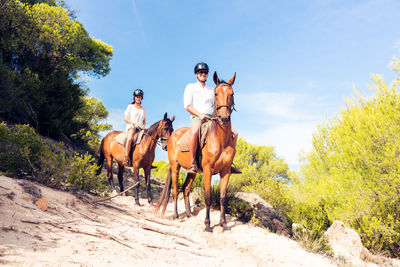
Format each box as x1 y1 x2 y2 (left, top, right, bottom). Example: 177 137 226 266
183 62 241 174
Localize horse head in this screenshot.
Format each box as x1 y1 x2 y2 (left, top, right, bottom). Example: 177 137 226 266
158 112 175 151
213 72 236 125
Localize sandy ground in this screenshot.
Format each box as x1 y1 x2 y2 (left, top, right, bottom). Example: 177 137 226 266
0 175 338 267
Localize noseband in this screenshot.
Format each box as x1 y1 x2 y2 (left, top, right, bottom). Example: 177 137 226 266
215 83 236 115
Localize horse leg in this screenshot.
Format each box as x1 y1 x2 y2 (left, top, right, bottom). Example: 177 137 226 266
219 170 231 231
117 164 125 194
144 166 153 204
105 155 116 194
203 166 212 232
133 167 141 205
171 164 181 219
182 173 196 218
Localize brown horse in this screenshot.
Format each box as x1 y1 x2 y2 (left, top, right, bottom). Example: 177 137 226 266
155 72 237 232
97 113 175 205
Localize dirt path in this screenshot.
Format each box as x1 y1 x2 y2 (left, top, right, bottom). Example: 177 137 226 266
0 175 336 266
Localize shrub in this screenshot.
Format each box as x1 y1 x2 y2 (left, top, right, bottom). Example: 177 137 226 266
152 160 203 191
66 152 107 194
292 224 333 256
0 122 43 177
0 122 108 194
227 198 253 222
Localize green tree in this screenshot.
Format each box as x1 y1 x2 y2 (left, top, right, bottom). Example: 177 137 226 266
291 58 400 257
0 0 112 141
71 96 112 152
231 138 292 214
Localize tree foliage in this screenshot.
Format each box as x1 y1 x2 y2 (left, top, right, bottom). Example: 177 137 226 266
0 122 108 194
71 96 111 152
231 138 292 214
0 0 112 142
291 58 400 257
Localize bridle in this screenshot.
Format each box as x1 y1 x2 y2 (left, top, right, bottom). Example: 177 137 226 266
214 83 237 115
143 123 170 148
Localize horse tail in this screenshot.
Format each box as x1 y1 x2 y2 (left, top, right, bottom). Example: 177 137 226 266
154 168 172 216
96 138 105 175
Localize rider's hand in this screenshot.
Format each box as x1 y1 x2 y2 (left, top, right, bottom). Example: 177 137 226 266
199 113 210 121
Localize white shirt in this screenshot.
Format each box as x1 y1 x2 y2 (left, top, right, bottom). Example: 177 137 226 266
183 82 214 115
124 104 146 132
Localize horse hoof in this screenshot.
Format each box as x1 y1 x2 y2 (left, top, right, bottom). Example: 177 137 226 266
221 224 231 231
173 214 179 220
135 201 141 206
204 226 212 232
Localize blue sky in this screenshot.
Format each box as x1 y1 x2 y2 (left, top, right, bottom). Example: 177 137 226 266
66 0 400 170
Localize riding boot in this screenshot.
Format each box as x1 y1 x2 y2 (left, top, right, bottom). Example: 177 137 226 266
187 149 197 174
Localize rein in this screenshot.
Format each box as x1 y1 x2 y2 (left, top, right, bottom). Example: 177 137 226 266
143 130 167 148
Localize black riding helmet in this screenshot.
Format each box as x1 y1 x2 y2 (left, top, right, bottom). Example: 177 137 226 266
194 62 209 74
133 89 143 98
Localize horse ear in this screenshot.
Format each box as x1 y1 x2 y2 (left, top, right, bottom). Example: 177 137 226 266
213 71 220 85
164 112 167 120
227 72 236 85
170 116 175 122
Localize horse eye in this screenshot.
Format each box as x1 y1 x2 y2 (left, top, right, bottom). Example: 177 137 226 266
215 93 218 96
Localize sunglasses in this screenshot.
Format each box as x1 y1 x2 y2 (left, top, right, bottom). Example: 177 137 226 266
197 71 209 75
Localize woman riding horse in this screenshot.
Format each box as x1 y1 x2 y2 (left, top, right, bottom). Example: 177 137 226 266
155 71 238 232
98 113 174 205
123 89 146 166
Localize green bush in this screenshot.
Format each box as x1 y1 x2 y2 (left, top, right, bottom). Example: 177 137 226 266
290 58 400 257
152 160 203 191
292 224 333 256
0 122 43 177
0 122 108 194
227 197 253 222
66 152 107 194
244 177 292 217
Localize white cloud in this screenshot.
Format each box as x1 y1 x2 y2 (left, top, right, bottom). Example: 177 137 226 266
99 108 125 137
237 91 324 121
240 121 317 170
393 40 400 54
131 0 146 42
236 91 332 170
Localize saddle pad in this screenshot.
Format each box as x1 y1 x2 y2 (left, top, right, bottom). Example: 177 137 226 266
177 120 214 152
116 130 145 147
177 130 191 152
116 132 127 146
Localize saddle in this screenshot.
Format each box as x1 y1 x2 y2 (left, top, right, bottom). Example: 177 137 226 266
116 130 145 147
177 120 215 171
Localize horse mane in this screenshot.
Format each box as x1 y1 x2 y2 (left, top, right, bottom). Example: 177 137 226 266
145 120 160 136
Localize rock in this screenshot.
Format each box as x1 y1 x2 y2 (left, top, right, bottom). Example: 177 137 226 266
325 220 375 267
19 181 42 202
235 192 291 237
35 197 48 211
